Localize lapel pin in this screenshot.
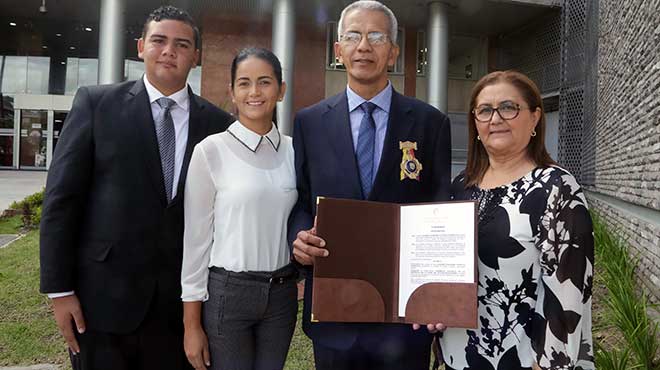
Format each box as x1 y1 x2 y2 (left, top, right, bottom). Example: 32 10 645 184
399 141 422 181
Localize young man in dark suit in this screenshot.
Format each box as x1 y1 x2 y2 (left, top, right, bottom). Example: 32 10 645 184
39 6 233 369
288 1 452 369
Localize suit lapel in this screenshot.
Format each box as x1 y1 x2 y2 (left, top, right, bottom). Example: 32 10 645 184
172 89 207 205
370 90 415 200
127 79 168 206
323 93 363 198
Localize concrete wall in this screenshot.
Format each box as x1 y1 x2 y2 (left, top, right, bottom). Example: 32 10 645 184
586 0 660 303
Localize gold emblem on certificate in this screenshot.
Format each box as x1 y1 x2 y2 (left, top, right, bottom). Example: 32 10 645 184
399 141 422 181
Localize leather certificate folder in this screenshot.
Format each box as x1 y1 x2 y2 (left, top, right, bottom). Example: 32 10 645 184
312 197 478 328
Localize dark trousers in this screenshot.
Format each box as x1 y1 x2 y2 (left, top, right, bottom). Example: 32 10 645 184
312 335 431 370
70 291 191 370
203 266 298 370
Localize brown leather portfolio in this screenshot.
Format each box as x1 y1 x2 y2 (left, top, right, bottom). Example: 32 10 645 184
312 197 478 328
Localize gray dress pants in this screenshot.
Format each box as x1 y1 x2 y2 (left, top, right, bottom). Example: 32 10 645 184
203 267 298 370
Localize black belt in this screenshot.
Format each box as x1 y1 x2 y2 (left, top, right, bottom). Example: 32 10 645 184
210 264 299 284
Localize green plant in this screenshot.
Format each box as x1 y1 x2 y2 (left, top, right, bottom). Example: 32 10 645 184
592 212 660 370
29 205 41 228
9 189 44 230
595 343 640 370
10 189 44 211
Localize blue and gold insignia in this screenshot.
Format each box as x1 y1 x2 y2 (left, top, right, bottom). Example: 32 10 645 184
399 141 422 181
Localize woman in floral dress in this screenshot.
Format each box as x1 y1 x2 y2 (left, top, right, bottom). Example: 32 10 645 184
440 70 594 370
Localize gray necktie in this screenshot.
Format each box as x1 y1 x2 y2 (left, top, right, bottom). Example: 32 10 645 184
155 97 176 202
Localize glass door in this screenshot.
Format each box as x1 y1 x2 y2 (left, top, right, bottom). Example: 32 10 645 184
19 109 48 169
0 95 14 167
52 111 67 153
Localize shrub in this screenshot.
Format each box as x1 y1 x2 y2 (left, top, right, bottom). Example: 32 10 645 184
593 212 659 370
9 189 44 230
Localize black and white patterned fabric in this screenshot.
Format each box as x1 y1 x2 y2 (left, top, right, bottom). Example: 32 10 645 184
440 166 594 370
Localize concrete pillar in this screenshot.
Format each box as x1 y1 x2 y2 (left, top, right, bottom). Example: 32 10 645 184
98 0 126 84
427 2 449 113
272 0 295 135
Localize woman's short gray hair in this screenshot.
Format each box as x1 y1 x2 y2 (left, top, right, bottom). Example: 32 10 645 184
337 1 398 44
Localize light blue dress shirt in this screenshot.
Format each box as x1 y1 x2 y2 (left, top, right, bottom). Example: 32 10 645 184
346 82 392 184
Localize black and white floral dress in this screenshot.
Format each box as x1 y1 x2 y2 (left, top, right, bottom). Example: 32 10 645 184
440 166 594 370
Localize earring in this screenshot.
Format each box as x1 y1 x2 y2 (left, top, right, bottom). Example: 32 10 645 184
531 130 537 137
477 136 481 141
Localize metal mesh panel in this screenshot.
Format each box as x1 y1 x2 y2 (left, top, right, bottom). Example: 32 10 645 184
493 11 562 94
581 1 599 186
558 0 599 184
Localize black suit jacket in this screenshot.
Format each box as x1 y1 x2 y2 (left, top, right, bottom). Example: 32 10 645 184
288 89 452 349
39 79 233 334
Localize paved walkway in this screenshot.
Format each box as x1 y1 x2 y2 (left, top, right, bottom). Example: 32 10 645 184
0 234 21 249
0 170 47 214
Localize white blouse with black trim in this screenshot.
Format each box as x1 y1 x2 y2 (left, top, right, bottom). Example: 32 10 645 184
181 120 297 302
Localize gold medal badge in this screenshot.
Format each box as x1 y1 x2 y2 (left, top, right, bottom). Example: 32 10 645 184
399 141 422 181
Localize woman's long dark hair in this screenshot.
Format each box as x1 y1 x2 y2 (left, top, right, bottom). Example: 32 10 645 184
464 70 556 187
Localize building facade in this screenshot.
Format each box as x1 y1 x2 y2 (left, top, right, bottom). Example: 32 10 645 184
0 0 560 175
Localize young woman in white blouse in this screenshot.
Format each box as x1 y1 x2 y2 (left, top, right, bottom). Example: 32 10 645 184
181 47 298 370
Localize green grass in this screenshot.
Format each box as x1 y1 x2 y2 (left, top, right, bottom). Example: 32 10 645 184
0 230 68 366
285 303 314 370
0 229 314 369
0 215 22 234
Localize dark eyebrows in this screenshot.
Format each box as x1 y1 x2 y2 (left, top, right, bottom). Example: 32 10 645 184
148 34 193 46
235 76 275 82
477 100 517 108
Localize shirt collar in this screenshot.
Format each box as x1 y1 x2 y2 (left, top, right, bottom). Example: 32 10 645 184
227 120 281 152
143 75 190 112
346 81 392 114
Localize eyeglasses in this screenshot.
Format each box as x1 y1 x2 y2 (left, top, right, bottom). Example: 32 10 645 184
340 31 390 46
473 102 529 122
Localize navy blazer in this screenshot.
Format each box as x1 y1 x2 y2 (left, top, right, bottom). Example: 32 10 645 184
288 89 452 349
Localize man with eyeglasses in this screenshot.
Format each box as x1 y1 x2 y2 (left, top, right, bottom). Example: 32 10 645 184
288 1 452 369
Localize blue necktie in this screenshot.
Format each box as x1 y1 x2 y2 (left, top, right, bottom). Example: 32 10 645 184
356 102 377 198
155 97 176 203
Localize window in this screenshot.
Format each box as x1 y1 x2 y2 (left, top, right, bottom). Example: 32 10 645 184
326 22 405 74
125 60 145 81
1 56 28 94
65 58 99 95
27 57 50 94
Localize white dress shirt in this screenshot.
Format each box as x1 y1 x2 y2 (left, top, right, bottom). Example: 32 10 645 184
181 121 297 302
48 76 193 299
346 81 392 181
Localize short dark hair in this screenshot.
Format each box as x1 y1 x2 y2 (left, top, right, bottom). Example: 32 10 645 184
230 47 283 88
464 70 556 187
142 5 200 49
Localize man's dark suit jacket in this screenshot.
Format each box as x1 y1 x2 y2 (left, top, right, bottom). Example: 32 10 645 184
39 79 233 334
288 89 452 349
